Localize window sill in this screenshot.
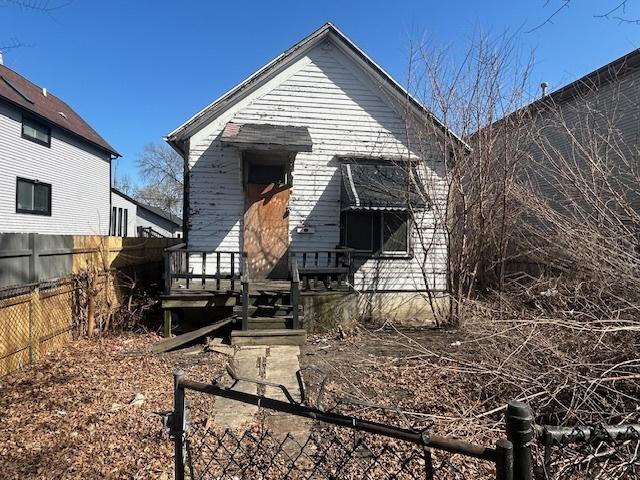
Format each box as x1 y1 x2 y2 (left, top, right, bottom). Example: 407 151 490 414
22 133 51 148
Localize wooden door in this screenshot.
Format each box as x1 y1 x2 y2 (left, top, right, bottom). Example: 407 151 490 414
243 183 290 279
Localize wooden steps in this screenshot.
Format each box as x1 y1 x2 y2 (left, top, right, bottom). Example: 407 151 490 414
230 329 306 346
233 305 300 317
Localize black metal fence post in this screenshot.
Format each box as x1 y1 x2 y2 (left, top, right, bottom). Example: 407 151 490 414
506 401 533 480
173 370 186 480
495 438 513 480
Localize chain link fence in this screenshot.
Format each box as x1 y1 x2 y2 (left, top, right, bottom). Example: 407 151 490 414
168 372 640 480
1 273 118 376
170 372 512 480
0 278 79 375
535 424 640 479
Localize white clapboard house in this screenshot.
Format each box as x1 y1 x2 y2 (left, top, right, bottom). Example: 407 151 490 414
163 23 455 329
0 58 119 235
111 187 182 238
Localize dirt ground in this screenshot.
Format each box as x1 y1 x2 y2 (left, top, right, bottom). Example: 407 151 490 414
1 326 484 480
0 333 228 480
4 320 626 479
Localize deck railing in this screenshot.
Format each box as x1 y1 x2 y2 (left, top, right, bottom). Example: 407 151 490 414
290 257 300 329
164 244 246 293
289 248 354 291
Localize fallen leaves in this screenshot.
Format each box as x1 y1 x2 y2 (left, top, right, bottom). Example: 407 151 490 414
0 332 227 479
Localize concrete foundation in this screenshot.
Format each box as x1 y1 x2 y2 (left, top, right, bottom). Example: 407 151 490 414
301 291 449 331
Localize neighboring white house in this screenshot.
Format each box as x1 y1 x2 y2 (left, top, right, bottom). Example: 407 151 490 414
166 23 458 317
111 188 182 238
0 60 119 235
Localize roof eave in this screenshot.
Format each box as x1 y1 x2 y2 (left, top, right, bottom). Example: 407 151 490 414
0 95 120 157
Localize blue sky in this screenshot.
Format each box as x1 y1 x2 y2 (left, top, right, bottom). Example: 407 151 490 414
1 0 639 185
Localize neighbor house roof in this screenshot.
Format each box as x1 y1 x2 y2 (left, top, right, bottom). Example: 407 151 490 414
111 188 182 227
0 64 119 156
536 48 640 107
166 22 470 153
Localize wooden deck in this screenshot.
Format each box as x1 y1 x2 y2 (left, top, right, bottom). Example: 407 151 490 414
168 278 290 294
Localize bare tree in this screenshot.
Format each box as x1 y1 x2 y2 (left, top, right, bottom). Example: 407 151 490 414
113 173 134 196
404 32 536 324
135 142 183 217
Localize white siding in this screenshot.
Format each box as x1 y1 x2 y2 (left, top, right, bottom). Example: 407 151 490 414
0 102 111 235
110 191 137 237
137 208 181 238
187 41 447 291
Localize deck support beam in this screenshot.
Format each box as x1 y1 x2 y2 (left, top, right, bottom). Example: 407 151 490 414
164 309 172 338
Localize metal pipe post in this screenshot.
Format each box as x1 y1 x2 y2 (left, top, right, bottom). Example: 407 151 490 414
506 401 533 480
173 370 186 480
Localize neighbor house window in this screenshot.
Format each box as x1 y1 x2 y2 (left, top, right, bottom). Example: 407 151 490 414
22 117 51 147
111 207 117 235
110 207 129 237
117 208 123 236
341 211 409 255
16 177 51 215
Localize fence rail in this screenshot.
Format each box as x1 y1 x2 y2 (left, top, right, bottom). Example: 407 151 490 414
536 423 640 479
0 233 179 289
169 371 514 480
167 371 640 479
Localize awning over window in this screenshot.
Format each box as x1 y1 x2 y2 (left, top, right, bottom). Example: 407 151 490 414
220 122 313 152
340 163 428 211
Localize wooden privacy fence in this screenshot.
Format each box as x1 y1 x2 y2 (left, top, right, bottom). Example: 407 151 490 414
0 233 180 289
0 235 180 376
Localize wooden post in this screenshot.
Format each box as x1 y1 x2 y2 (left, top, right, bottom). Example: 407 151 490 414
164 251 172 294
201 252 206 288
28 232 39 283
164 309 172 338
291 259 300 330
230 252 236 291
87 271 96 337
241 254 249 331
28 286 40 364
185 253 190 289
216 252 221 290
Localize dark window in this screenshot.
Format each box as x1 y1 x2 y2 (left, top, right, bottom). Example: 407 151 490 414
111 207 117 236
123 209 128 237
117 208 123 236
22 117 51 147
16 177 51 215
341 211 409 255
248 164 286 184
382 212 408 253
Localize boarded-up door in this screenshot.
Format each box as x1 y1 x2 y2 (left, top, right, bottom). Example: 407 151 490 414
243 183 290 279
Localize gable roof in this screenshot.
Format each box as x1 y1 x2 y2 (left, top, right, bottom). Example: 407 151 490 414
166 22 469 153
0 64 119 157
111 187 182 227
